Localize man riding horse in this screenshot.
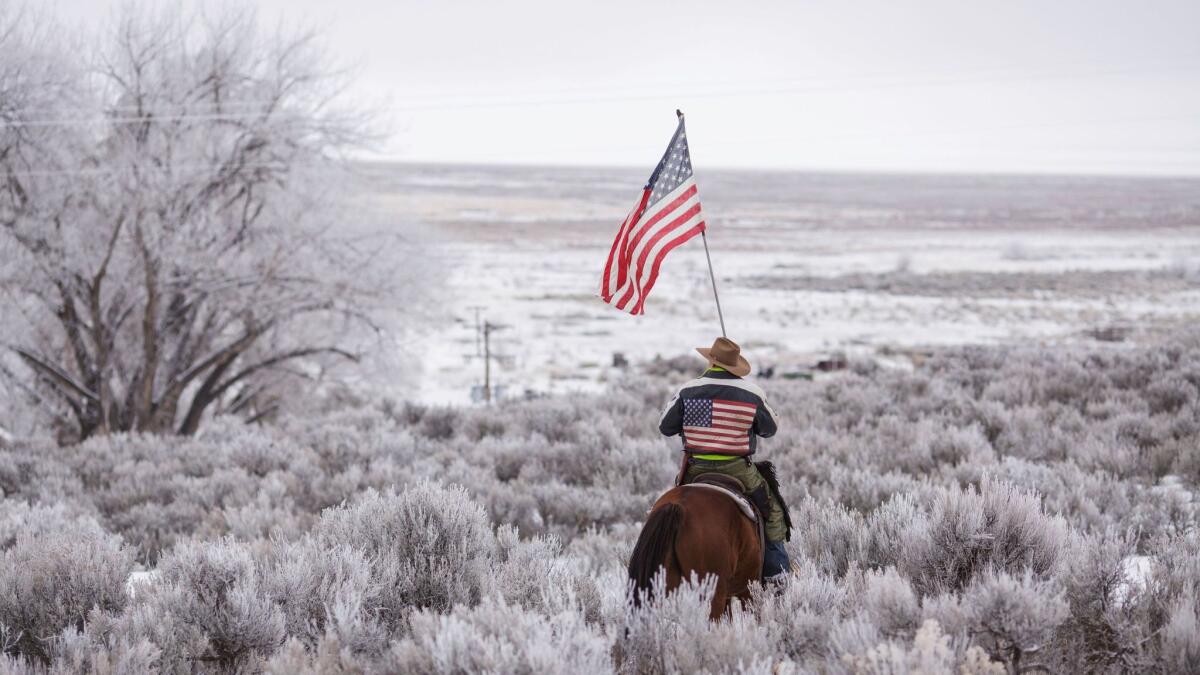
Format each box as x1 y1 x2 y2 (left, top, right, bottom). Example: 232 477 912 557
658 336 791 584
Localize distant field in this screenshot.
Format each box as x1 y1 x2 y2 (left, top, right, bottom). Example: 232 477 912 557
360 163 1200 404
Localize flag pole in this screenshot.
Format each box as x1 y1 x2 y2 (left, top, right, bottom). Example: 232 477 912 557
701 230 727 338
677 109 727 339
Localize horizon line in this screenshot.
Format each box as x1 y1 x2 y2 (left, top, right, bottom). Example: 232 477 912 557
352 156 1200 181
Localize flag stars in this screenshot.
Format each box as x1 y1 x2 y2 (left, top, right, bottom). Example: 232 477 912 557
643 132 695 206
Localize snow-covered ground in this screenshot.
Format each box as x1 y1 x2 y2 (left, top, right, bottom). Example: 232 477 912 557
363 164 1200 404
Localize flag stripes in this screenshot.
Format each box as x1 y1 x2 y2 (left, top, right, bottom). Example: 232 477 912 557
601 189 650 301
682 398 757 454
611 180 704 313
600 116 705 315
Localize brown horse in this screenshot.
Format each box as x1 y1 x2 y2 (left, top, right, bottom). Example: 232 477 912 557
627 483 762 619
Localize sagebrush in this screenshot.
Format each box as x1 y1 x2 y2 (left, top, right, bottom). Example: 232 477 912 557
1 333 1198 672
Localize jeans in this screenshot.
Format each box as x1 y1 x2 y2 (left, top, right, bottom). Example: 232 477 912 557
763 540 790 579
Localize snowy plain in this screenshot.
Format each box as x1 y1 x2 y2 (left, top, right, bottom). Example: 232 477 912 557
361 163 1200 404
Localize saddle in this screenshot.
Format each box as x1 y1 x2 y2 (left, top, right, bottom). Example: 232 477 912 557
685 473 758 522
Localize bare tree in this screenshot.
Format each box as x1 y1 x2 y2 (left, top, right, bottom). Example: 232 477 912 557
0 6 398 442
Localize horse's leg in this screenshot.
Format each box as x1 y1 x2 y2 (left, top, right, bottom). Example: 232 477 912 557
710 578 731 620
715 522 754 617
732 585 753 610
731 517 763 608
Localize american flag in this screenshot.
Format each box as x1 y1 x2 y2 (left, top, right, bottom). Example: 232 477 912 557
682 398 757 454
600 114 705 314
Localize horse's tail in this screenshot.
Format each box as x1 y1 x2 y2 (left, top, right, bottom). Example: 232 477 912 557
627 501 684 606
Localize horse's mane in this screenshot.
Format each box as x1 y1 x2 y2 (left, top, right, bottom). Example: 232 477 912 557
627 502 684 606
754 460 793 540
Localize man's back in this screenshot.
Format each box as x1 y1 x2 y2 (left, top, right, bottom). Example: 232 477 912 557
658 367 778 458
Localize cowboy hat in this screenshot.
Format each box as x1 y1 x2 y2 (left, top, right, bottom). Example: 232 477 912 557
696 337 751 377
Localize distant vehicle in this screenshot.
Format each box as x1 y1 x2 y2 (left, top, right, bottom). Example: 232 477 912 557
816 353 848 372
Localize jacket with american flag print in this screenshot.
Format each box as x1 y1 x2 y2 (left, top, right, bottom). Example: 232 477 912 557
658 369 779 456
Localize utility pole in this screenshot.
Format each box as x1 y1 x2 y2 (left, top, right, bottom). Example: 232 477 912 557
468 306 485 356
479 319 508 404
483 321 492 404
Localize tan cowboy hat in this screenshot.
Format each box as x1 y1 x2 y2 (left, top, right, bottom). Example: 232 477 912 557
696 337 751 377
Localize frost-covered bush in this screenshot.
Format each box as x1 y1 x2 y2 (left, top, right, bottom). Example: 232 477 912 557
416 407 461 441
1160 590 1200 675
261 635 367 675
388 598 610 674
899 480 1067 595
617 573 775 675
790 498 864 577
1052 530 1158 672
316 483 495 617
28 626 161 675
0 501 101 551
96 535 385 672
0 515 132 665
752 563 846 661
79 588 200 673
565 524 641 575
0 443 88 512
858 567 921 639
258 539 385 655
957 570 1068 672
154 538 286 669
490 526 603 622
833 619 1003 675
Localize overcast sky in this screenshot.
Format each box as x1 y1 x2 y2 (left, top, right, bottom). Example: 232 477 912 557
50 0 1200 175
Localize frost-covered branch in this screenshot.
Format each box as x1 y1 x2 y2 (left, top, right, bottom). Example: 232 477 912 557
0 4 407 441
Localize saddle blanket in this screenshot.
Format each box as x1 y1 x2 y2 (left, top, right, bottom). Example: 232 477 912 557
682 483 757 522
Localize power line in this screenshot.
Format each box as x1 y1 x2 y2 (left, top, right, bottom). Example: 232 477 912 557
376 58 1200 107
382 65 1200 113
3 63 1197 128
11 59 1179 117
3 160 304 179
0 110 326 129
9 98 289 118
